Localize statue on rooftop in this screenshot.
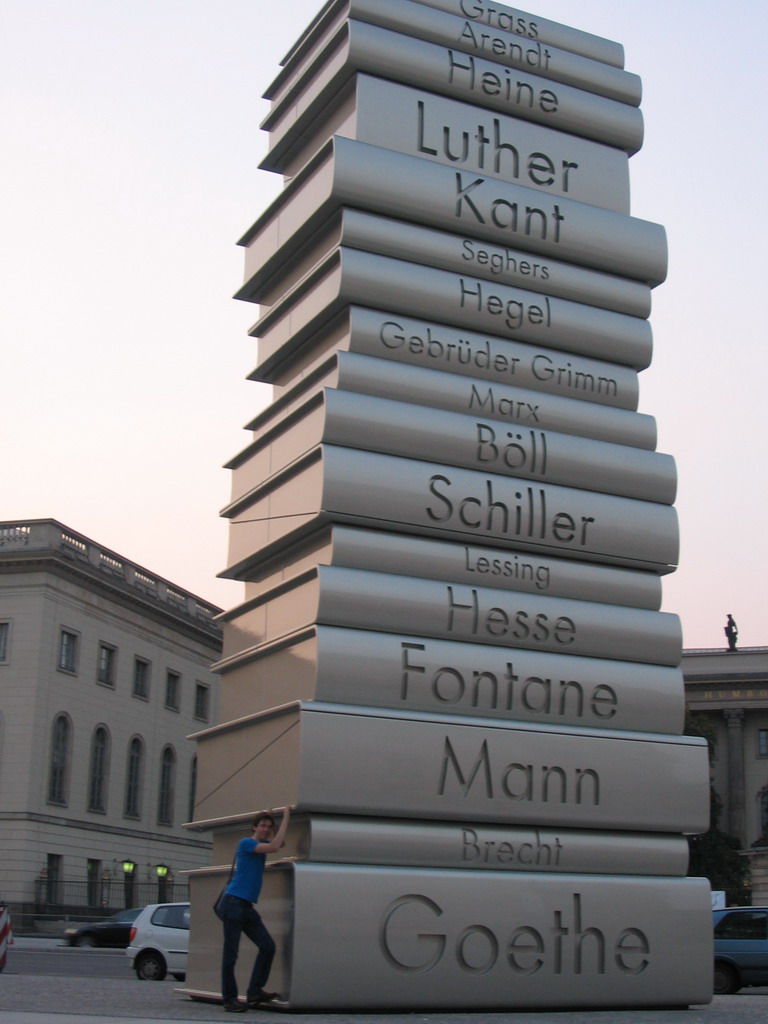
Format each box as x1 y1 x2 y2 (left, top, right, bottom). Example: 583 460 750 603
725 614 738 652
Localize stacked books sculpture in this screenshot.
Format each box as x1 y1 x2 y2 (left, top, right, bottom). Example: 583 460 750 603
185 0 713 1009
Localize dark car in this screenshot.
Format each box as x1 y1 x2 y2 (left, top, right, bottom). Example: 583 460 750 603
63 907 143 948
713 906 768 993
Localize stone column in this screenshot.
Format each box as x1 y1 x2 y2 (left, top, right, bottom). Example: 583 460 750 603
746 850 768 904
724 709 746 845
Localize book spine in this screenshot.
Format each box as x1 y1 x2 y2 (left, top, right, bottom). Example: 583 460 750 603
193 703 708 833
321 445 680 571
263 74 632 215
331 137 666 282
349 0 641 105
347 20 644 152
345 249 653 369
300 815 690 876
232 382 665 506
252 248 654 372
296 705 708 832
315 565 681 665
328 525 663 609
283 866 711 1009
321 388 674 502
333 351 657 449
338 209 652 317
238 134 664 305
312 623 683 733
346 307 641 409
407 0 626 68
254 304 644 415
243 206 652 317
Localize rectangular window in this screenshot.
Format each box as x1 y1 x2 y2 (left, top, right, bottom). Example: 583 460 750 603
194 682 210 722
133 658 150 700
0 621 9 662
46 853 63 904
58 629 79 673
87 859 102 908
97 644 117 686
165 671 180 711
759 730 768 757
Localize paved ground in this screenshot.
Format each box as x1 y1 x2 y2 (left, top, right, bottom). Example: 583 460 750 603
3 939 768 1024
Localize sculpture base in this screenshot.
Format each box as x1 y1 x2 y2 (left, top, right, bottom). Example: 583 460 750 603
184 862 712 1010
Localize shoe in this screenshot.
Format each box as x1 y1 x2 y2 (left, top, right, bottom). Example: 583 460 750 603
223 1001 247 1013
246 989 278 1008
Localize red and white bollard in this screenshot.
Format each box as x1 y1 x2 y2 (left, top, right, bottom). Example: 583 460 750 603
0 904 12 973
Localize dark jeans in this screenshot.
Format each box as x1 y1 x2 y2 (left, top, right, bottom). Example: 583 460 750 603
220 894 276 1003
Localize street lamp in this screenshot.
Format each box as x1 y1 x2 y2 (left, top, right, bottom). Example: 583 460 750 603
155 863 169 902
122 859 136 909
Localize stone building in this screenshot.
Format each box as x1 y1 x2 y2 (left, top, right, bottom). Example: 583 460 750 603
683 635 768 902
0 519 222 927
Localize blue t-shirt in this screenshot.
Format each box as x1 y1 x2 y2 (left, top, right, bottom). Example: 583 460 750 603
225 837 266 903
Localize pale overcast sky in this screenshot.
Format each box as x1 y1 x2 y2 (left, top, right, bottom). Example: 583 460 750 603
2 0 765 650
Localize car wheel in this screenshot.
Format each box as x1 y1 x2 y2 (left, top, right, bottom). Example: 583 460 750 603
76 935 96 947
134 950 167 981
713 961 740 995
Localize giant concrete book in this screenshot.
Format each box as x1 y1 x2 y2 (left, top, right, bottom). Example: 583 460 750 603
259 815 691 876
217 564 682 664
338 0 642 104
264 19 644 154
223 446 679 575
238 137 667 290
242 351 657 453
185 867 711 1008
192 702 709 832
252 305 643 411
229 386 675 505
222 523 665 611
242 207 653 318
200 816 689 879
262 74 631 214
214 623 684 733
243 351 657 458
277 0 626 74
251 248 654 371
409 0 627 67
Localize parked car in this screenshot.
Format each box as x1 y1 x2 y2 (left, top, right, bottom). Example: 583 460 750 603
713 906 768 993
126 901 190 981
63 907 142 948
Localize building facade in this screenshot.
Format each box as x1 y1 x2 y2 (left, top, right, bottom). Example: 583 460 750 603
0 519 222 927
683 640 768 901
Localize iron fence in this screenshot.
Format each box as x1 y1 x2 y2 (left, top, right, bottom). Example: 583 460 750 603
34 877 188 910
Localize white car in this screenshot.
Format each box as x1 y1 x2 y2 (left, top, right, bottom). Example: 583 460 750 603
126 901 190 981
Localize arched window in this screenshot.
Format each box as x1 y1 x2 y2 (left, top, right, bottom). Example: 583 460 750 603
158 746 176 825
187 755 197 824
48 714 71 805
124 736 144 819
87 726 110 812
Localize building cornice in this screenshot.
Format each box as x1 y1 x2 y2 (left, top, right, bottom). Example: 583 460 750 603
0 810 211 849
0 519 222 651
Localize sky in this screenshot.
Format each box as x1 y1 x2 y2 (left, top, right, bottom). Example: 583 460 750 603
2 0 766 651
